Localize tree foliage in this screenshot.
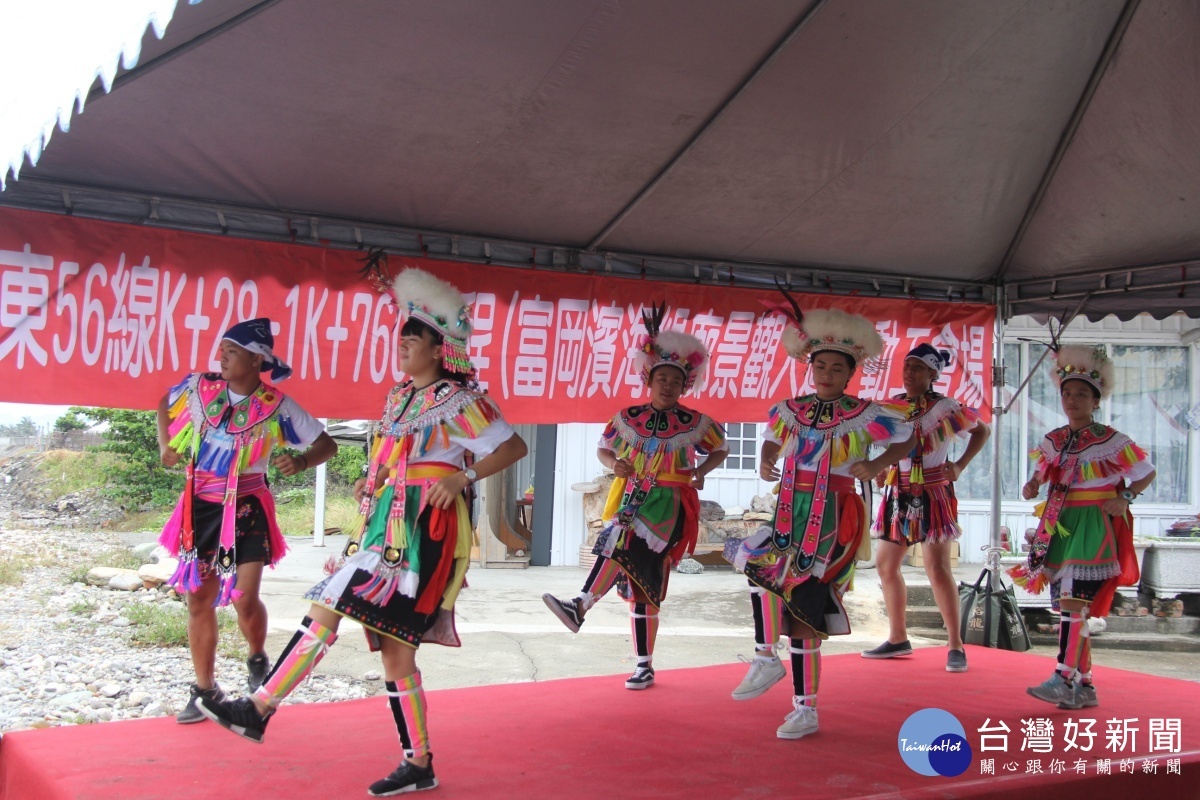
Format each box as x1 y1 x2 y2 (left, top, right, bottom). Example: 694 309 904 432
66 406 184 507
0 416 39 437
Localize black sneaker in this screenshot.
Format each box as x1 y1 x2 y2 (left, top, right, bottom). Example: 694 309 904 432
368 753 439 796
946 649 968 673
542 593 584 633
860 640 913 659
177 683 225 724
197 696 272 743
625 665 655 690
247 652 271 693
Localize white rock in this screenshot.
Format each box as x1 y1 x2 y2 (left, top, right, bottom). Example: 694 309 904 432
137 559 178 587
143 701 166 716
108 573 142 592
100 684 122 698
128 691 151 706
109 617 132 628
86 567 138 587
363 670 382 681
131 543 159 562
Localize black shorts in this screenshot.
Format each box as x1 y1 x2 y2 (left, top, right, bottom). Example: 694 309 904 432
192 494 271 566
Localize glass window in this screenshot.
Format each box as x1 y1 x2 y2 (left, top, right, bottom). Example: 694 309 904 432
1108 345 1189 504
955 343 1022 501
714 422 759 473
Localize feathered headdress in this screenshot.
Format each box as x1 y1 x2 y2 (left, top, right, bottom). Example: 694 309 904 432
633 302 709 393
1053 344 1113 399
772 280 883 369
359 249 474 377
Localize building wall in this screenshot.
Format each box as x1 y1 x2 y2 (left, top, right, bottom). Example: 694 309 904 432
542 314 1200 566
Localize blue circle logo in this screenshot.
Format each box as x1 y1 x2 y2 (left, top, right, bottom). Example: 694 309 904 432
897 708 973 777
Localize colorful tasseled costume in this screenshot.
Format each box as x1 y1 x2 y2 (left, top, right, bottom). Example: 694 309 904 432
591 403 726 607
158 372 321 605
874 391 980 546
729 394 910 636
1008 423 1151 617
305 378 513 648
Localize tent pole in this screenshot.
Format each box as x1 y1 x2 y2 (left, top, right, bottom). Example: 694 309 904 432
988 291 1007 575
312 418 327 547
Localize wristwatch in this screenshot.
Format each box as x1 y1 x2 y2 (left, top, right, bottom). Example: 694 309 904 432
1120 489 1136 503
463 467 478 483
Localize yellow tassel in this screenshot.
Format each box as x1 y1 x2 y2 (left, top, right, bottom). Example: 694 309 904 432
389 515 409 551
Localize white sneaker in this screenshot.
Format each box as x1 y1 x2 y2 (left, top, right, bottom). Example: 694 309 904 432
776 701 819 740
731 654 786 701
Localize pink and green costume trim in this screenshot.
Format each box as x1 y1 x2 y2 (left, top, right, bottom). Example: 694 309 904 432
596 404 724 562
158 373 297 605
875 392 978 545
1008 424 1149 595
729 395 907 636
339 380 499 610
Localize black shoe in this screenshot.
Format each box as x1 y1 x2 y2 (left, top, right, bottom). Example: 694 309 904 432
625 665 655 690
368 754 439 796
860 640 913 659
247 652 271 693
946 648 968 673
542 593 584 633
177 683 225 724
197 696 272 743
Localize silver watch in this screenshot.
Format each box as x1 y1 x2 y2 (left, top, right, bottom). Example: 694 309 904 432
463 467 478 483
1120 489 1135 503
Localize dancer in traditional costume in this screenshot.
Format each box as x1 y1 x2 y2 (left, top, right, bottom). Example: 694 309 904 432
1011 344 1153 710
861 343 990 672
156 318 337 723
542 304 727 690
728 300 915 739
200 266 527 796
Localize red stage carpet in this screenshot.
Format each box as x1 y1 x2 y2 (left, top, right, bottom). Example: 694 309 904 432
2 647 1197 799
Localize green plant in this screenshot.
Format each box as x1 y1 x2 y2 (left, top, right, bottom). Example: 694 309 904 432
35 449 118 503
68 599 98 615
0 559 22 586
125 602 246 658
273 492 361 536
65 546 144 584
64 406 185 508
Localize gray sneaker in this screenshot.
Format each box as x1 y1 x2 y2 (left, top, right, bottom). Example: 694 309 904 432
1059 682 1098 710
1027 673 1076 706
946 649 968 673
177 683 225 724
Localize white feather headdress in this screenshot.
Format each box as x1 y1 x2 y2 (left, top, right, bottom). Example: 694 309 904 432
632 303 709 393
1053 344 1113 399
782 307 884 368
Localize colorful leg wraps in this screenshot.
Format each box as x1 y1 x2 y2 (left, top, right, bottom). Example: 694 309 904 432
750 584 784 654
254 616 337 708
630 602 659 666
790 637 821 707
390 671 430 758
385 680 415 758
578 557 621 611
1058 609 1089 680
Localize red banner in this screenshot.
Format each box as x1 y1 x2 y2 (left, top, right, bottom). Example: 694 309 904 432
0 209 993 423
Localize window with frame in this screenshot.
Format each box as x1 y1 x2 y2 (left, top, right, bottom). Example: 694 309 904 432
716 422 760 472
953 341 1190 504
